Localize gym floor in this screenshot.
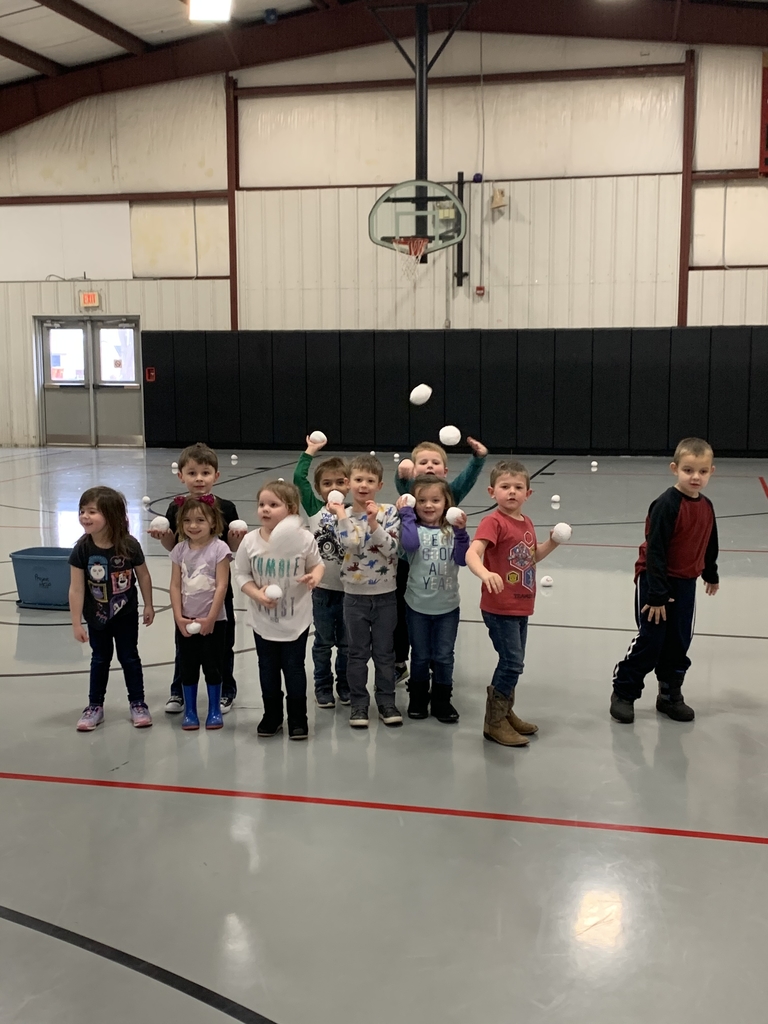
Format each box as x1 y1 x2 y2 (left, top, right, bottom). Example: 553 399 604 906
0 447 767 1024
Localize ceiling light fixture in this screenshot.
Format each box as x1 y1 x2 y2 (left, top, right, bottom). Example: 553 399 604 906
189 0 233 23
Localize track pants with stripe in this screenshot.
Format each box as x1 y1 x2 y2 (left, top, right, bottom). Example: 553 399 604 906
612 573 697 702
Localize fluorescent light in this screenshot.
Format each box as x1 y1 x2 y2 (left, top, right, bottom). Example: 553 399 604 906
189 0 232 22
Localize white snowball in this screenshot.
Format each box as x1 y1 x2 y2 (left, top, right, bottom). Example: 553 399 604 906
540 575 554 587
309 430 327 444
171 461 178 469
551 494 561 503
229 519 248 532
231 455 238 461
445 506 464 525
590 461 598 467
401 494 416 508
185 621 201 635
551 503 560 511
591 466 598 473
370 451 376 456
264 584 283 601
394 453 400 460
149 515 170 533
141 495 150 505
410 383 432 406
327 489 345 505
552 522 572 544
439 425 461 446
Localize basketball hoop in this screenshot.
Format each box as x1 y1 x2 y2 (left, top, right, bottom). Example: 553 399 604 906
393 236 428 282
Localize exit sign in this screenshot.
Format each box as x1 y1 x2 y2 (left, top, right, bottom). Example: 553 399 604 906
79 291 101 309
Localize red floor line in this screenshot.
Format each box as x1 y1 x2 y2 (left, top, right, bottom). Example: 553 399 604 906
1 771 767 847
760 477 768 500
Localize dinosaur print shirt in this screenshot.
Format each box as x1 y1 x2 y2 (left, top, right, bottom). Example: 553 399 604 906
333 504 400 595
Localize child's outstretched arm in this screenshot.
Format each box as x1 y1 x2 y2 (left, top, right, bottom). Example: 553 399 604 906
396 498 420 552
450 437 488 503
466 537 504 593
395 460 415 496
69 566 88 643
135 563 155 626
452 518 470 566
535 533 561 563
293 437 326 517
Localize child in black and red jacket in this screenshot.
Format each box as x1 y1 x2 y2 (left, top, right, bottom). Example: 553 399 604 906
610 437 719 725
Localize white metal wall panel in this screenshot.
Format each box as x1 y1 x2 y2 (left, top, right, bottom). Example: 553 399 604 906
688 269 768 325
237 175 680 332
236 32 686 87
0 202 132 280
0 278 230 446
131 203 197 278
239 76 684 187
692 182 768 267
694 48 762 172
195 200 230 277
0 76 227 196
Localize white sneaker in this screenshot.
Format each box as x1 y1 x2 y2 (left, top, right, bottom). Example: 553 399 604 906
165 695 184 714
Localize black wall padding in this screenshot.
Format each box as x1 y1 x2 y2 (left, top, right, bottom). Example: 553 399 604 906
591 329 630 451
141 331 176 447
668 328 710 446
141 327 768 457
630 329 670 452
554 330 592 450
173 332 208 444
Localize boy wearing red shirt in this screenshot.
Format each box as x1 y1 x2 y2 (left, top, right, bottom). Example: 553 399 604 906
466 460 561 746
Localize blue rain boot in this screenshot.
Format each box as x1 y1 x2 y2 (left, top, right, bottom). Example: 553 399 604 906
182 684 199 730
206 684 223 730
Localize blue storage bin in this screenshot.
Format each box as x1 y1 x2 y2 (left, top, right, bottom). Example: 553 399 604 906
10 547 72 610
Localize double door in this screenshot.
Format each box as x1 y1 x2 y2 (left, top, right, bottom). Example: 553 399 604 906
39 317 143 446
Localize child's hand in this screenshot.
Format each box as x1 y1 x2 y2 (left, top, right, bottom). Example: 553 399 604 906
365 500 380 529
175 616 193 636
257 587 279 609
396 495 415 511
467 437 488 458
451 511 468 529
149 527 169 540
298 572 319 591
482 572 504 594
397 458 415 479
641 603 670 624
326 501 345 518
705 582 719 596
305 434 327 457
199 614 216 636
143 605 155 627
73 623 88 643
228 524 248 541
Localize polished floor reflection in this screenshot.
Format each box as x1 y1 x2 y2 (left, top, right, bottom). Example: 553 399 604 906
0 448 767 1023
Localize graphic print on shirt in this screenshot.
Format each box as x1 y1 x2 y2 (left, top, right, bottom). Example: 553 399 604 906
507 533 536 592
314 510 344 566
250 552 302 624
182 560 216 599
418 531 457 593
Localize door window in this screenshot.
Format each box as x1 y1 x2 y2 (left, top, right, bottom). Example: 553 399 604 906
99 328 136 384
48 328 85 383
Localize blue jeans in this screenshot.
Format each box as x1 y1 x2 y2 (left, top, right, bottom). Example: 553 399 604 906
312 588 348 695
481 611 528 698
88 611 144 705
254 628 309 701
405 606 460 689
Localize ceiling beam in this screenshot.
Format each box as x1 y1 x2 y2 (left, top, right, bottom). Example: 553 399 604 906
0 35 64 77
2 0 768 134
34 0 149 56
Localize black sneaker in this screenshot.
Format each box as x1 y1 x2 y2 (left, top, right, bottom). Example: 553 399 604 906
350 706 369 728
336 683 351 706
378 703 403 727
220 695 235 714
315 689 335 709
610 693 635 724
394 663 409 685
165 695 184 714
656 695 695 722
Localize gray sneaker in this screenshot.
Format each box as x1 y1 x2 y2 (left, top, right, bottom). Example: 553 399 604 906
77 705 104 731
165 695 184 714
378 703 403 727
349 706 369 728
610 693 635 724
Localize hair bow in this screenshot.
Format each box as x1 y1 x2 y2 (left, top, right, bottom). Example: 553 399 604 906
174 494 215 507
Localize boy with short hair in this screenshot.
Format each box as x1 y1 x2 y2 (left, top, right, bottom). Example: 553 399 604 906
150 442 247 714
394 436 488 681
327 454 401 728
293 434 351 708
466 460 561 746
610 437 719 725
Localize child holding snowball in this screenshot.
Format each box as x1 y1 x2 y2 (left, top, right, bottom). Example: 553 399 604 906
233 481 324 740
397 475 470 723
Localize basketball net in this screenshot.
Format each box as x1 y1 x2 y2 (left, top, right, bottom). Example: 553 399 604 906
393 236 428 282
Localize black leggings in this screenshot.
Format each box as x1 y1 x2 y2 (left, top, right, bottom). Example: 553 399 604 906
176 621 227 688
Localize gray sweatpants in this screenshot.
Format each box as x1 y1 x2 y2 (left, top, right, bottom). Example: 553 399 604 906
343 591 397 709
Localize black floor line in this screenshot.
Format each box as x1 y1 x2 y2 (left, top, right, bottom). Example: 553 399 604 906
461 619 768 641
0 646 256 678
0 903 278 1024
465 458 557 519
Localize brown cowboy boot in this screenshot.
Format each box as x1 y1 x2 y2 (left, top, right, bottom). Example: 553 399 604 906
507 689 538 735
483 686 529 747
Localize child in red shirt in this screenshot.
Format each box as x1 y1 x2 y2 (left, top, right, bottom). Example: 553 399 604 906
466 460 562 746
